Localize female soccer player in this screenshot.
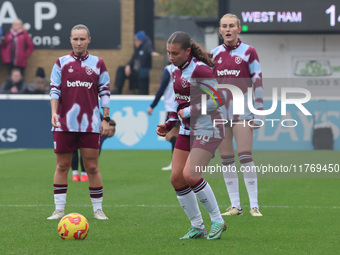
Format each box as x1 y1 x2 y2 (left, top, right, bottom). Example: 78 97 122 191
47 24 111 220
211 13 263 216
156 31 227 240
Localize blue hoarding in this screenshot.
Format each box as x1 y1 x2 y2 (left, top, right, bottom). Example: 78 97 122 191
0 95 339 150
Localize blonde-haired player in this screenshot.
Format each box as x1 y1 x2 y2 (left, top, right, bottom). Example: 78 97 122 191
211 13 264 217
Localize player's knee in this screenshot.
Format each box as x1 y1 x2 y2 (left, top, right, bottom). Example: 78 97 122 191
182 170 192 183
170 173 185 188
170 174 178 187
56 162 71 172
85 165 98 174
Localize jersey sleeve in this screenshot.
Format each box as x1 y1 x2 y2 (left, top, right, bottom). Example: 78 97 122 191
165 101 180 131
50 59 62 100
248 48 264 124
97 59 111 108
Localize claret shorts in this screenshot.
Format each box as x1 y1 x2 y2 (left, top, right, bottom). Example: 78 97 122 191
174 134 222 156
53 132 100 153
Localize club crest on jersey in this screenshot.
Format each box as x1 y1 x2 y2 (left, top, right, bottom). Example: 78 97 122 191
235 57 242 64
68 66 74 73
217 57 222 64
181 79 189 88
85 67 93 75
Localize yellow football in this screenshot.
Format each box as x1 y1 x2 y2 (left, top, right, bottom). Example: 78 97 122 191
58 213 89 240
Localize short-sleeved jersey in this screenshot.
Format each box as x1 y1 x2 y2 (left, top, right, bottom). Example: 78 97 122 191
165 55 224 139
211 39 263 123
50 52 110 133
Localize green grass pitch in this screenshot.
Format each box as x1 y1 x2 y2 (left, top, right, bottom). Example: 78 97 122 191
0 149 339 255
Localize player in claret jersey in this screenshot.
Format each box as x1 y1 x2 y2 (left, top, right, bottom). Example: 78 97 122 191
156 31 227 240
47 24 111 220
211 13 264 217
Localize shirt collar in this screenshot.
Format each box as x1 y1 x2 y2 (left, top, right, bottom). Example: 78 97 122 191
223 38 242 51
72 51 89 61
178 54 192 70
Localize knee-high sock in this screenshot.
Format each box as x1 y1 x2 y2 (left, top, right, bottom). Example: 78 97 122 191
239 152 258 209
89 186 104 212
192 179 223 222
53 184 67 211
176 185 204 229
221 156 241 210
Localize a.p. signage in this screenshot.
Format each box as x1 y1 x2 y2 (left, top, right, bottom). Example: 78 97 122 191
0 0 121 49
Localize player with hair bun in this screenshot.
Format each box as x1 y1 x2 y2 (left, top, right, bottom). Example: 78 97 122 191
48 24 111 220
156 31 227 240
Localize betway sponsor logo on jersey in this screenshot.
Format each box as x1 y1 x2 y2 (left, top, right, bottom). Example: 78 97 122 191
217 69 241 77
67 80 93 89
175 93 190 102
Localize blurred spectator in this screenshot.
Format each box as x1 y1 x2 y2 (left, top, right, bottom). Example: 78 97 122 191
24 67 50 94
111 30 158 95
0 19 34 75
0 68 26 94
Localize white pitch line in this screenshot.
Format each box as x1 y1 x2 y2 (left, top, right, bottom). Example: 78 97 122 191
0 204 339 209
0 149 26 155
260 205 340 209
0 204 178 208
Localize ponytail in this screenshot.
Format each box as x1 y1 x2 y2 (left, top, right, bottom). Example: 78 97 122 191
190 40 214 67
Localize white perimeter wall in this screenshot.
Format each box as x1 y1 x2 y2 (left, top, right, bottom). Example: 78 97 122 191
204 29 340 78
242 34 340 78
